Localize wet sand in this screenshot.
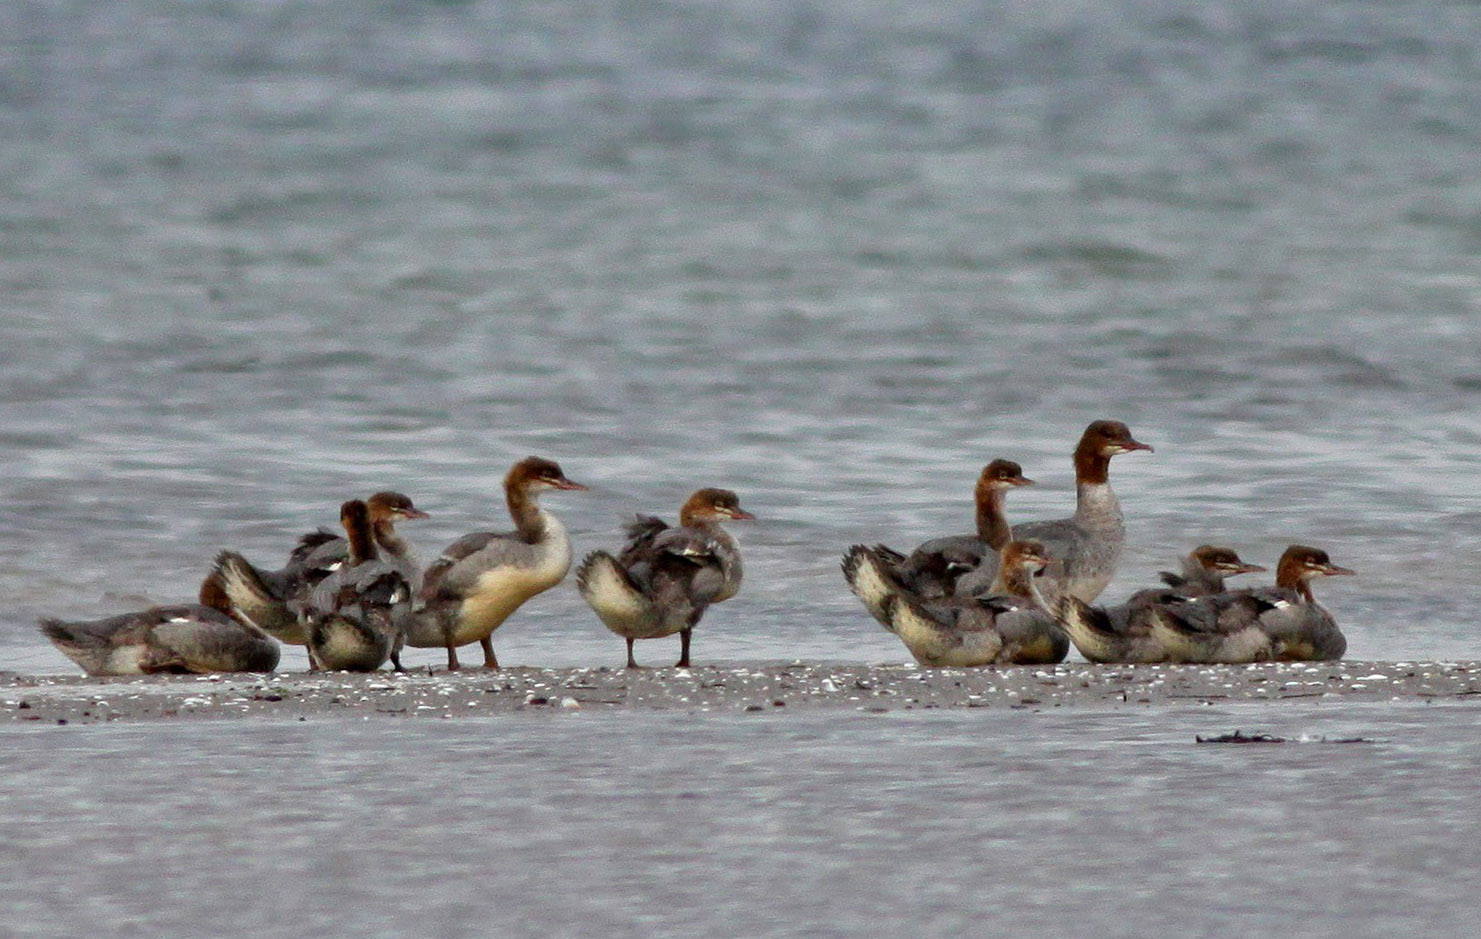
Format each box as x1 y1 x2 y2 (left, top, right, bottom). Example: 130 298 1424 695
4 659 1480 724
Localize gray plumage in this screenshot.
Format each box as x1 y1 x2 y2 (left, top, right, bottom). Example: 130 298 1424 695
402 456 586 670
297 500 413 672
955 421 1151 607
577 489 750 668
1142 545 1352 663
40 605 280 676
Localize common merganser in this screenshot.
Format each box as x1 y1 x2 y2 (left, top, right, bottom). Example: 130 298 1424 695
39 577 280 676
1055 547 1264 664
1153 545 1266 596
1148 545 1354 663
841 459 1033 627
297 499 413 672
404 456 586 670
884 540 1065 667
955 420 1152 607
206 491 428 651
576 488 753 668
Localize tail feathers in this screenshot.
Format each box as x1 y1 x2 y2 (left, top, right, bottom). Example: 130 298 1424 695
871 544 907 566
1059 597 1114 636
38 617 84 646
213 551 279 606
576 550 649 623
842 545 908 632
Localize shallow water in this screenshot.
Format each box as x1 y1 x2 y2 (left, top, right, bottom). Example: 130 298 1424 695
4 701 1479 937
5 0 1481 675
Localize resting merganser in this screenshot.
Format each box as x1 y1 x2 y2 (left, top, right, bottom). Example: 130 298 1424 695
1056 595 1170 665
1148 545 1354 663
206 491 428 650
404 456 587 670
1153 545 1266 596
576 488 753 668
39 577 281 676
841 459 1033 627
297 499 414 672
1057 549 1265 665
885 540 1065 667
955 420 1152 607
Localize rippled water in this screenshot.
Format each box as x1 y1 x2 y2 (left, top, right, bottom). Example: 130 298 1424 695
4 702 1480 937
5 0 1480 673
2 4 1480 928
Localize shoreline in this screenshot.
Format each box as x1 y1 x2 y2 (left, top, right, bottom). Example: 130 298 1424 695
4 660 1480 725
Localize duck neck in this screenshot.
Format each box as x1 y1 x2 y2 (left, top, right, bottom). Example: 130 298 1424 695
1274 556 1315 601
507 485 547 543
346 517 377 565
372 518 409 559
1072 440 1122 529
974 487 1011 550
989 562 1035 600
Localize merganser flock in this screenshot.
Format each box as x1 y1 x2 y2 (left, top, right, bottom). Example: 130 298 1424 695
35 423 1361 675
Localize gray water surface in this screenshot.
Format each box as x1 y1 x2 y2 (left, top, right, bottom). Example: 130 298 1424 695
4 702 1479 938
3 5 1481 933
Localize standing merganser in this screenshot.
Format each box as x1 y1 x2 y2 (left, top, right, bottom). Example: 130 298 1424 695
576 488 753 668
955 420 1152 607
1148 545 1354 663
205 491 428 651
1153 545 1267 596
297 499 414 672
39 577 281 676
841 459 1033 628
404 456 586 670
884 540 1065 667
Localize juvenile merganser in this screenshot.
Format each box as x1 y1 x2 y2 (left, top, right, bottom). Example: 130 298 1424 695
885 541 1065 667
404 456 586 670
1154 545 1266 596
1148 545 1354 663
1056 595 1170 665
576 488 753 668
297 499 414 672
955 420 1152 607
206 491 428 650
841 459 1033 627
1055 548 1265 664
39 577 280 676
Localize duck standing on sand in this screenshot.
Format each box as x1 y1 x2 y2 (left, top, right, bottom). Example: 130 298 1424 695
842 459 1033 628
577 488 753 668
205 491 428 654
297 499 414 672
40 577 280 676
868 540 1065 667
1148 545 1354 663
403 457 587 670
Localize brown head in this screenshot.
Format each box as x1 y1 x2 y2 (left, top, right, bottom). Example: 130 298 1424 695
976 459 1035 493
679 488 755 525
1002 538 1052 572
1073 420 1153 484
1189 545 1266 578
506 456 588 494
994 539 1053 597
1274 545 1356 600
366 491 430 522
